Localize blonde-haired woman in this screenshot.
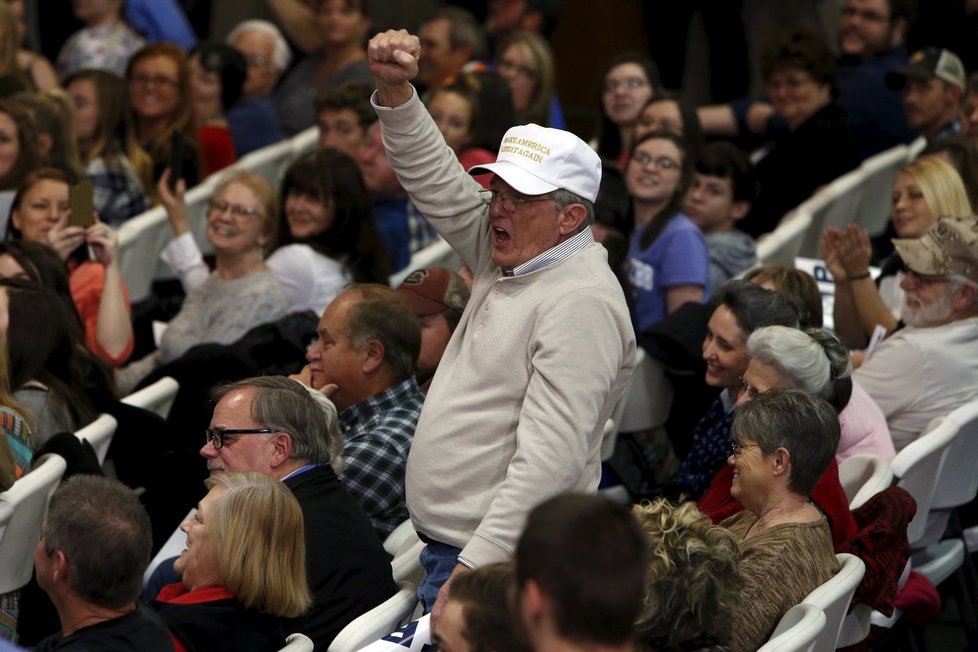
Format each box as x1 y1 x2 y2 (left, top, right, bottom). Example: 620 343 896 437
152 472 311 652
822 154 972 349
0 0 57 93
632 499 741 651
495 30 556 127
117 169 287 392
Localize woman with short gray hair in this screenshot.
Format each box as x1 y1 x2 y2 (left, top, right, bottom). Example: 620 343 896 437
742 326 895 461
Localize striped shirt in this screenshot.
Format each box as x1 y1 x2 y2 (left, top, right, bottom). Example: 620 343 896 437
505 227 596 277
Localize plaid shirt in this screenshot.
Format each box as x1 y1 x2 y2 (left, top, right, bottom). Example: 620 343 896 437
86 156 151 228
406 200 440 254
339 377 425 538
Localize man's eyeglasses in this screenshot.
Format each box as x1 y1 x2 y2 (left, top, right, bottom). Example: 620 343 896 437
738 376 766 401
205 427 275 449
631 152 680 170
730 441 759 457
208 199 263 220
480 189 553 214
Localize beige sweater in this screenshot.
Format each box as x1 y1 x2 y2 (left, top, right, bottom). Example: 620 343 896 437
722 510 839 652
375 88 637 567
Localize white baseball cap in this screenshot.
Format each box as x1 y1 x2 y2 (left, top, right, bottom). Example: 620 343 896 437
468 124 602 203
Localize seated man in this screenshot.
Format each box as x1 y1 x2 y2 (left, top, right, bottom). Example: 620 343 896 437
514 494 647 652
885 47 966 146
302 284 425 538
35 475 173 651
396 267 471 393
855 215 978 450
159 375 395 649
434 563 531 652
684 142 757 289
316 80 376 157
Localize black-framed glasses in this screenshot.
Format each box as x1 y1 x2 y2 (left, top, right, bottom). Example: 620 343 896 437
205 427 275 449
738 376 765 401
730 441 759 457
480 189 553 214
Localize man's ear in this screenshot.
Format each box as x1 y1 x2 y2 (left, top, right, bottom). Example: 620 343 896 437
730 200 750 221
269 432 293 468
52 549 69 584
558 203 587 236
361 338 385 374
953 281 977 312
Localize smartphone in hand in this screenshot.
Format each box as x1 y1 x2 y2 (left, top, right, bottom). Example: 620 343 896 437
68 179 95 228
168 130 184 191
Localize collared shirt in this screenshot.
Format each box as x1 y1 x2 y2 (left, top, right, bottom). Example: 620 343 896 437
339 377 425 538
505 227 596 277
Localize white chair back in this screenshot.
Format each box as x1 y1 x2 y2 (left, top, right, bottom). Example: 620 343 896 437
797 169 867 258
757 212 813 267
383 519 420 557
121 376 180 420
801 553 865 650
143 508 192 588
838 453 893 510
389 238 459 287
891 416 959 547
237 140 293 188
932 399 978 510
0 454 67 593
328 581 419 652
391 539 425 584
278 633 314 652
75 413 119 465
757 603 826 652
289 126 320 160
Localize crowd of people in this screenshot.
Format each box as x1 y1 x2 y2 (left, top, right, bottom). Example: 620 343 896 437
0 0 977 651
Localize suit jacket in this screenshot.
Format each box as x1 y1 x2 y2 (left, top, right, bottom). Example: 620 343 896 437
284 464 396 649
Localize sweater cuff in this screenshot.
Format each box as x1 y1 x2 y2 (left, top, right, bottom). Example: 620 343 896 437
371 86 426 135
459 531 513 568
160 231 203 272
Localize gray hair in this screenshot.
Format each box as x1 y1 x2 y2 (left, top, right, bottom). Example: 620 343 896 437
215 376 340 467
551 188 596 229
43 476 151 609
747 326 852 399
731 390 840 496
226 19 292 72
425 6 488 61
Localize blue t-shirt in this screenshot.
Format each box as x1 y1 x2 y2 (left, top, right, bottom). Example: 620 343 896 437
627 213 710 332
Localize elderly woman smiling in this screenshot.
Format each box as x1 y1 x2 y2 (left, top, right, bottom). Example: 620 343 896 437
721 390 840 652
152 472 310 652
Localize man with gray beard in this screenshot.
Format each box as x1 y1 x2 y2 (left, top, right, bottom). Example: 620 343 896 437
854 216 978 451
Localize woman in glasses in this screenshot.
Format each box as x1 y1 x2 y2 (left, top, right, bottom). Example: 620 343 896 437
117 169 287 393
594 53 661 170
720 391 841 652
126 42 201 188
625 130 709 331
161 149 388 317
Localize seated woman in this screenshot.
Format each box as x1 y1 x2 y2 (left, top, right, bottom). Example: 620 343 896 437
672 280 798 499
118 169 288 393
5 167 133 365
65 69 153 227
593 54 660 170
55 0 144 78
625 131 709 331
0 98 42 226
426 73 499 190
822 155 971 349
721 390 840 652
738 30 859 238
13 90 86 182
152 472 311 652
495 30 557 127
435 563 531 652
3 279 113 445
189 42 247 177
633 93 704 159
632 499 741 651
0 0 57 94
162 149 389 315
743 326 894 461
744 264 823 330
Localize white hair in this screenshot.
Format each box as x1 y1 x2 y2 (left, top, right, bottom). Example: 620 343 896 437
226 19 292 72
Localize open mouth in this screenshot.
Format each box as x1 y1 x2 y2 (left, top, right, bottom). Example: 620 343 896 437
493 226 511 244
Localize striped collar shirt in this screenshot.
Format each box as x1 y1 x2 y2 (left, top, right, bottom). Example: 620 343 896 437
503 227 596 277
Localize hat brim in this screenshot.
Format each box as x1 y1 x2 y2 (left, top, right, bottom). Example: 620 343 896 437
467 160 560 196
884 66 932 91
892 236 945 276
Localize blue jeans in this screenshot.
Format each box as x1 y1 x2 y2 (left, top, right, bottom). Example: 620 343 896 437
418 541 463 613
